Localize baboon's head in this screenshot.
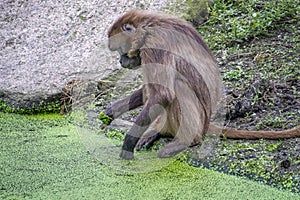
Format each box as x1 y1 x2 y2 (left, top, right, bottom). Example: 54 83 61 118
108 10 145 69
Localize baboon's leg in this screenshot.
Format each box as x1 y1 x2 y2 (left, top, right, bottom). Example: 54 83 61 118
157 81 206 158
157 139 187 158
120 95 170 160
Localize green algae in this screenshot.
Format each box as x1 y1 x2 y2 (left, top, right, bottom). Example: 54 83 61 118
0 100 62 115
98 111 113 125
1 113 300 199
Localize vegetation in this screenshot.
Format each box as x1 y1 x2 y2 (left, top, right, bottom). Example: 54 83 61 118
99 111 113 125
197 0 299 49
0 100 62 114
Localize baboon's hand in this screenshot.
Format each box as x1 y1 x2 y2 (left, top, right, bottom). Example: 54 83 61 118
120 150 134 160
136 133 161 151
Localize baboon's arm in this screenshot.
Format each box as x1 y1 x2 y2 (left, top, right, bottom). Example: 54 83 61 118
105 88 143 119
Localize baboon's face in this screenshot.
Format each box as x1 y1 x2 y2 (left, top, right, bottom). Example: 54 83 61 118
108 23 141 69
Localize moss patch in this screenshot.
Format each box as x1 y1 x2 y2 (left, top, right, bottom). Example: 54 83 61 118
0 98 62 115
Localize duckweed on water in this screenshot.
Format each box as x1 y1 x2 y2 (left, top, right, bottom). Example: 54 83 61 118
1 112 300 199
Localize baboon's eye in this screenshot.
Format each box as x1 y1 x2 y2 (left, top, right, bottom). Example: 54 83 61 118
122 24 136 33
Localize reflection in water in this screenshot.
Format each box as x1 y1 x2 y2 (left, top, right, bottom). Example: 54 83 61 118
77 126 175 173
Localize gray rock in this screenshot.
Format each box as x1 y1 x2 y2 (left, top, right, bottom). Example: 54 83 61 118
0 0 176 112
109 119 134 132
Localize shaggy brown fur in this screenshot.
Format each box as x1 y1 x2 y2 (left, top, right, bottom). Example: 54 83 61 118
106 10 300 160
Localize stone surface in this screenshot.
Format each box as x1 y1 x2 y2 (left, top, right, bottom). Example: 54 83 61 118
0 0 176 111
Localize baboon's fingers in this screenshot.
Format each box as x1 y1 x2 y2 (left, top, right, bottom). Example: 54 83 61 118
136 133 161 150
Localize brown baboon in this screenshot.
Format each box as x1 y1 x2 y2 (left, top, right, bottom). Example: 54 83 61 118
106 10 300 160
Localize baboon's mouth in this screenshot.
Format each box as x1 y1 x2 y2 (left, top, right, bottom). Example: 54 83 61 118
119 53 141 70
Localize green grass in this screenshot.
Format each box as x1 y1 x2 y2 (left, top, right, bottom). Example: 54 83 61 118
197 0 299 49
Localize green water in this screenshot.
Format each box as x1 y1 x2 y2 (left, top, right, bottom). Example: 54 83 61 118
1 113 299 199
